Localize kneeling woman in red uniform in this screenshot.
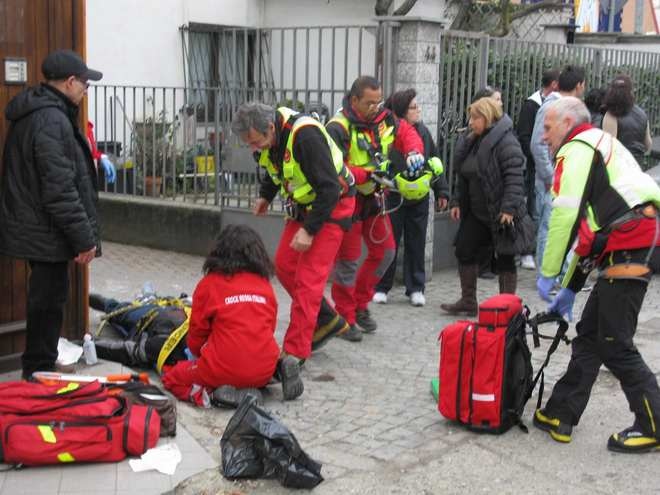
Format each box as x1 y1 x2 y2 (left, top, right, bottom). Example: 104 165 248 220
162 224 303 407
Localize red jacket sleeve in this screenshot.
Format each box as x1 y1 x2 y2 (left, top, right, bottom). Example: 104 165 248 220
394 119 424 156
86 122 102 161
348 166 372 184
186 277 214 357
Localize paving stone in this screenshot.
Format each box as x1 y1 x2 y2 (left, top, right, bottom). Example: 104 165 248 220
78 241 660 494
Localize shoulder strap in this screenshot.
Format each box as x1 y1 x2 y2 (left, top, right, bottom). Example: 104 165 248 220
156 306 191 374
526 312 571 410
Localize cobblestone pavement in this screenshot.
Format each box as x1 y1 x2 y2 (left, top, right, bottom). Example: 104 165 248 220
69 242 660 493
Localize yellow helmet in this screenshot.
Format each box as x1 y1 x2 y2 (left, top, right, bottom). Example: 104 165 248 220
393 157 444 201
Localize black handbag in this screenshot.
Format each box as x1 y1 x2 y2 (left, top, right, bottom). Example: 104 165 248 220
495 213 536 256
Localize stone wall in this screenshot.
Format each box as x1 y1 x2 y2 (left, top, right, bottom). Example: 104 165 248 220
98 194 458 271
391 19 446 281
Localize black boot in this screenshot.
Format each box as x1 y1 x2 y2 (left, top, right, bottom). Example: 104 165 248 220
89 293 109 312
607 424 660 453
356 308 377 333
339 324 363 342
212 385 263 408
95 339 138 366
312 298 350 351
277 355 304 401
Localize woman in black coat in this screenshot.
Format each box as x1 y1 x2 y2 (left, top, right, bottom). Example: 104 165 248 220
441 96 534 316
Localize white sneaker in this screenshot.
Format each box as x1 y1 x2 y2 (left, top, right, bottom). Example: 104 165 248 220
372 292 388 304
520 255 536 270
410 292 425 307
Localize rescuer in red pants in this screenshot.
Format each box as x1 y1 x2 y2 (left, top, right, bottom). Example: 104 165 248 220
326 76 424 341
232 103 356 378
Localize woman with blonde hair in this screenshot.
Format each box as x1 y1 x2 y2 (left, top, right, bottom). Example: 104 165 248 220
441 96 533 315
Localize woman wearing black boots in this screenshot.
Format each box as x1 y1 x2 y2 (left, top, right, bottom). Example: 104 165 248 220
441 96 533 316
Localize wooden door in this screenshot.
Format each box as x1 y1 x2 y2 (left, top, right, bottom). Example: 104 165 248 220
0 0 88 371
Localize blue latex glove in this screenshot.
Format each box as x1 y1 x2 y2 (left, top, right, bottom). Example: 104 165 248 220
537 275 555 303
184 347 195 360
100 154 116 184
548 288 576 322
406 152 424 172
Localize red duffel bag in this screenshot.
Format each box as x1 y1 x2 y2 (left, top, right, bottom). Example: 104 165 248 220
0 380 160 466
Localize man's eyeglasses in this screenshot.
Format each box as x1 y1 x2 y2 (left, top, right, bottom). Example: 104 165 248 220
75 77 90 89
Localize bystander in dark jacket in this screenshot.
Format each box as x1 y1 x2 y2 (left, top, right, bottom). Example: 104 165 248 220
584 87 606 127
601 74 652 165
1 84 101 261
0 49 102 379
442 97 534 316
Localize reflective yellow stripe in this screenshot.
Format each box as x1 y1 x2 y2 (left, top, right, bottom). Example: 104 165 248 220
644 396 656 434
156 306 191 374
616 434 657 447
38 425 56 443
535 409 560 427
56 382 79 394
57 452 75 463
549 431 571 443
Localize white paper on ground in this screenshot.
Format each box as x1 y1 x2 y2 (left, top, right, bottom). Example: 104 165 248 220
129 443 182 475
56 337 83 366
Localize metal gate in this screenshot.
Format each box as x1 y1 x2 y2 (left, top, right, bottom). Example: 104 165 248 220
437 30 660 193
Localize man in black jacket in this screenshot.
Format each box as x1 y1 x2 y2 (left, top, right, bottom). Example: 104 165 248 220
0 50 103 379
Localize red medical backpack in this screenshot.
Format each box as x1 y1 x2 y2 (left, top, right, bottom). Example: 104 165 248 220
437 294 570 434
0 380 160 466
438 294 533 433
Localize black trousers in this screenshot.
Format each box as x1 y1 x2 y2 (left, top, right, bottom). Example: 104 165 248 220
376 196 429 295
545 277 660 438
525 160 536 221
454 213 515 272
22 260 69 377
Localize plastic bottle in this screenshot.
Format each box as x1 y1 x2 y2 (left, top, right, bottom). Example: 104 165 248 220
142 281 155 297
82 333 98 365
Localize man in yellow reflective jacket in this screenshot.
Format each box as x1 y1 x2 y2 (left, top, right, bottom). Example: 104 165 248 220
534 97 660 453
232 103 356 397
326 76 425 340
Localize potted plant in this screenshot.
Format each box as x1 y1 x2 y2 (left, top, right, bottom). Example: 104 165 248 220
131 107 178 197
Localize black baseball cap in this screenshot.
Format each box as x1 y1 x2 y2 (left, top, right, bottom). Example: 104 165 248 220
41 49 103 81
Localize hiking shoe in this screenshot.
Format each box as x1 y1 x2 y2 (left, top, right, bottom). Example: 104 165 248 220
372 292 388 304
278 355 304 401
410 291 426 307
211 385 263 408
312 314 349 351
533 408 573 443
339 324 363 342
520 255 536 270
607 426 660 453
356 309 377 333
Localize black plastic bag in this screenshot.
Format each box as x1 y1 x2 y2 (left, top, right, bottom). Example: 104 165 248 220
220 395 323 489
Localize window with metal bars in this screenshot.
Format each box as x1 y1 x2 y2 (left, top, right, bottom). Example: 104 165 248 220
180 23 258 123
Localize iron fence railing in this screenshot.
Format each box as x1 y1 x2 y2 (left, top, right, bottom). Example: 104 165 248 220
92 27 660 207
437 31 660 194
